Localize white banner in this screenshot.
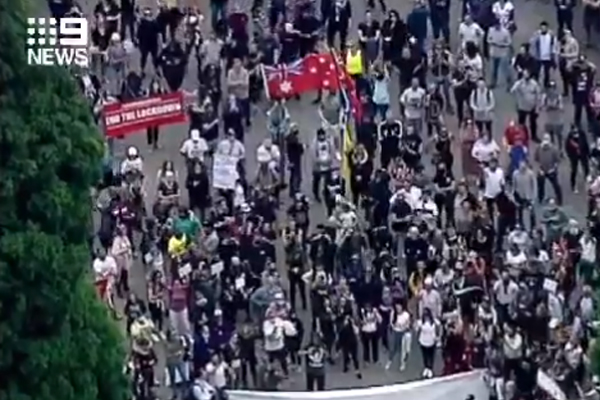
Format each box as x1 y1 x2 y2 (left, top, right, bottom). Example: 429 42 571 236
212 154 238 190
229 371 488 400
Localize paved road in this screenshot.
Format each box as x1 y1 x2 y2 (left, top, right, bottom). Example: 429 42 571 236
38 0 599 392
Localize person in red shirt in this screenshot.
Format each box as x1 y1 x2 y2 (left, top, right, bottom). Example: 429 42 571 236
503 120 529 148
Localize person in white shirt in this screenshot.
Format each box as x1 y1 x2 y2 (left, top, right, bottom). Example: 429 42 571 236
262 316 296 375
458 14 484 50
472 132 500 164
416 308 440 378
492 0 515 30
205 353 230 390
216 130 245 160
120 146 144 176
93 249 118 281
503 326 523 377
400 78 426 130
578 231 597 284
387 302 411 371
483 159 505 215
493 272 518 321
190 374 215 400
180 129 209 165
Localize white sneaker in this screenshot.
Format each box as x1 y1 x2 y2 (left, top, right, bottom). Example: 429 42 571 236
427 369 434 378
399 362 406 371
385 361 392 370
422 369 428 377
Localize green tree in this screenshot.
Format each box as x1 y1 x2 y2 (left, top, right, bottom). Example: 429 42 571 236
0 2 130 400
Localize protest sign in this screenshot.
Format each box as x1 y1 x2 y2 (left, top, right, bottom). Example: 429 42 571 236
103 91 187 137
212 154 238 190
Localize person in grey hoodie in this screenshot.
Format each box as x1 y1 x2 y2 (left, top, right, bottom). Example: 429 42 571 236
534 133 563 204
511 69 542 142
512 160 537 230
541 80 564 151
529 21 558 88
487 20 513 88
312 128 336 202
470 78 495 135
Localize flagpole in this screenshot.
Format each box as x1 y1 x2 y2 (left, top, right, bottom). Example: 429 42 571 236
260 64 271 101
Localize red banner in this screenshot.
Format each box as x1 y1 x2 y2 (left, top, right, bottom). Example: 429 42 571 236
103 91 187 138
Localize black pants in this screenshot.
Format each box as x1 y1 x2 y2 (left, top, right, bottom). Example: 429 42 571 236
361 331 379 363
537 171 563 204
147 127 159 148
327 23 349 51
421 345 435 370
120 12 136 41
268 349 288 375
475 120 492 136
240 359 257 388
367 0 387 11
289 272 307 310
435 193 455 227
140 48 159 72
515 194 536 230
341 344 360 371
517 110 538 142
306 373 325 391
312 171 327 201
574 102 594 129
148 301 164 331
539 60 554 88
569 155 589 190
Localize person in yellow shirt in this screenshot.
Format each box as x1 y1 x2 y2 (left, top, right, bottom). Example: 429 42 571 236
346 42 364 81
168 231 189 259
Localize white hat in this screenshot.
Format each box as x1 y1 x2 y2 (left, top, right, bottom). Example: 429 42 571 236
424 276 433 285
126 146 138 157
190 129 200 141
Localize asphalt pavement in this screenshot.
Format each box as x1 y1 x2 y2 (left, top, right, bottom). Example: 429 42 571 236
40 0 600 392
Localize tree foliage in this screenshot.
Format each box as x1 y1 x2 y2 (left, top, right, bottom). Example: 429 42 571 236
0 1 130 400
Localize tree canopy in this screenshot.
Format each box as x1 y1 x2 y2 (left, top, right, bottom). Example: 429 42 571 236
0 1 130 400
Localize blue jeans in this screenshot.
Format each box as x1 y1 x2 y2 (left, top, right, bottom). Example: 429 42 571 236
388 330 406 364
210 1 227 30
374 103 389 120
490 56 512 87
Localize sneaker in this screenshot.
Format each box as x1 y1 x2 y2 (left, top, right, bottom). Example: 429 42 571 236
385 361 392 370
422 369 428 377
399 362 406 371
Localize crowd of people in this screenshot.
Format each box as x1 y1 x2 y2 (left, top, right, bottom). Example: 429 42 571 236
49 0 600 398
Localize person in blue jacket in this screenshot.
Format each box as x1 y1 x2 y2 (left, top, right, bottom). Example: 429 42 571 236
407 0 430 52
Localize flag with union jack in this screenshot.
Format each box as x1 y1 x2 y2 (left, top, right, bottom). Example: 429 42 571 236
261 57 320 99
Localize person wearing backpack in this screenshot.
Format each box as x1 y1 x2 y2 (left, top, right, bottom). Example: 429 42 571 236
470 77 495 137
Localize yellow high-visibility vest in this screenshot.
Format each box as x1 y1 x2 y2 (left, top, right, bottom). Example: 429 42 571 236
346 50 363 75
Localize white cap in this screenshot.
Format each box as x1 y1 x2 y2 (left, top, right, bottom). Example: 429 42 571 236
190 129 200 141
126 146 138 157
424 276 433 286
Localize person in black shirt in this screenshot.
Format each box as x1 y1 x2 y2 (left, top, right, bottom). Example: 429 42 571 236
94 0 120 36
288 193 310 236
390 190 412 235
401 125 423 170
430 0 449 41
159 39 188 91
433 162 455 227
137 8 160 73
565 124 590 192
304 334 327 391
349 144 373 205
358 10 381 65
283 225 307 310
145 79 163 150
513 43 539 80
186 162 210 221
280 23 301 63
327 0 352 50
451 60 470 124
378 114 402 169
286 126 305 196
295 5 321 57
381 11 407 64
571 55 596 128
